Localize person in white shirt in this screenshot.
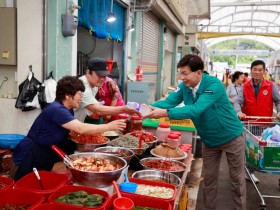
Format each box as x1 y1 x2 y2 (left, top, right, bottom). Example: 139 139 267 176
75 57 140 122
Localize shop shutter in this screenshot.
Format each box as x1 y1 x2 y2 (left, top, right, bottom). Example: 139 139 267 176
139 11 160 100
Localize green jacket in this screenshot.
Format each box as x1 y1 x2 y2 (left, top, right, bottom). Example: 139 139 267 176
152 73 243 147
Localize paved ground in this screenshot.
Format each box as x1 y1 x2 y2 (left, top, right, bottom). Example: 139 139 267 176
187 154 280 210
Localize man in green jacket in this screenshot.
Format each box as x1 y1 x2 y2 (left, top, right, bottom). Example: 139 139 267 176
144 54 246 210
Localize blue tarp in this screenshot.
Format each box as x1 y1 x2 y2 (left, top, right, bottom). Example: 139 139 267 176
78 0 125 42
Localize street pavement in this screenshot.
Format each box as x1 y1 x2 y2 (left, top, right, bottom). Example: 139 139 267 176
187 153 280 210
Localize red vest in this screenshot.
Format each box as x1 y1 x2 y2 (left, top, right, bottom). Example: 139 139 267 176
242 79 273 117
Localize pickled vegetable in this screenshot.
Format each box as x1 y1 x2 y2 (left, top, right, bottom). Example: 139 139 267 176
0 204 31 210
56 190 105 207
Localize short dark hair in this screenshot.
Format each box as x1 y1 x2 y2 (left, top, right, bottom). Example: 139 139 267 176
251 60 265 70
232 71 244 83
244 72 249 77
177 54 204 72
56 76 85 102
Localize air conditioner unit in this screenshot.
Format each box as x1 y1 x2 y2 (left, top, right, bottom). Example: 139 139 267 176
131 0 157 11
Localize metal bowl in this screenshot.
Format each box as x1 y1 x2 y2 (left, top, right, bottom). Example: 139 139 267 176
129 147 147 156
108 135 149 156
150 148 188 162
132 170 181 187
94 146 134 164
72 138 109 152
139 157 187 178
102 130 121 141
144 136 158 147
67 152 127 188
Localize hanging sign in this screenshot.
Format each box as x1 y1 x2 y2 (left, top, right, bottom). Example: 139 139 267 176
211 50 269 56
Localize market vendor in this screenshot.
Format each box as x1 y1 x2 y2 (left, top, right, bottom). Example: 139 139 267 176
13 76 126 181
74 57 140 123
143 54 246 210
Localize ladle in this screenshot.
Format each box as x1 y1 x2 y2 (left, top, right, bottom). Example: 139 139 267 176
51 145 74 168
120 173 138 193
112 181 134 210
33 168 43 190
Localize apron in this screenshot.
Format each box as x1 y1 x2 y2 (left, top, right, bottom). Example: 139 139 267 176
14 136 76 181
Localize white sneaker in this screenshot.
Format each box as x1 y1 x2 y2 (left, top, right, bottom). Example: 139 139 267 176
245 173 259 183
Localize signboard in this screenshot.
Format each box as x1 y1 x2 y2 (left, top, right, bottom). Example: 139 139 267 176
211 50 269 56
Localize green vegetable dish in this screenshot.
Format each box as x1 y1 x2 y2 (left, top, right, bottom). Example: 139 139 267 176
56 190 105 207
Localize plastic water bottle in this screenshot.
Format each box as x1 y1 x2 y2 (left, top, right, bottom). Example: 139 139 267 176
139 104 152 115
127 101 140 110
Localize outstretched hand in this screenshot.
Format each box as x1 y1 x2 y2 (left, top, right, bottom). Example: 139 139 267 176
142 106 168 119
124 105 142 117
107 119 126 131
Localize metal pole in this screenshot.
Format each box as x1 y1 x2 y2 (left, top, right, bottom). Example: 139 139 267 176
200 24 203 56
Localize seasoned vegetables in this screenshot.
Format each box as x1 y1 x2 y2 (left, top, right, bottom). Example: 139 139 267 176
56 190 105 207
70 131 108 144
0 204 31 210
135 184 174 199
109 135 149 149
72 157 120 172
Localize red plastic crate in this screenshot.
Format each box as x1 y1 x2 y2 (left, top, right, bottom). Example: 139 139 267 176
14 170 69 201
0 175 14 191
31 203 82 210
48 185 110 209
0 188 44 209
105 193 172 210
120 178 176 208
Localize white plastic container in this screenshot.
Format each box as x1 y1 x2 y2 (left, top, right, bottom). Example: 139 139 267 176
156 123 171 142
170 131 182 145
167 133 180 147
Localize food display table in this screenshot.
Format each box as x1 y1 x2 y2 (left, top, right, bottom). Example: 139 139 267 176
52 146 194 210
143 118 197 155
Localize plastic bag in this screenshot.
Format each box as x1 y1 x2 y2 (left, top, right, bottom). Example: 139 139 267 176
15 72 42 111
37 85 47 109
44 77 57 103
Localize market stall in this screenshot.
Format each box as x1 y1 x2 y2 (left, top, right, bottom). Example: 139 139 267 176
0 124 194 209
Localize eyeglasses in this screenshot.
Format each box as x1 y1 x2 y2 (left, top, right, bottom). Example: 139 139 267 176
179 71 195 76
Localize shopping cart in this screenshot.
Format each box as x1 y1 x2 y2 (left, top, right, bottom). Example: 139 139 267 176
243 116 280 210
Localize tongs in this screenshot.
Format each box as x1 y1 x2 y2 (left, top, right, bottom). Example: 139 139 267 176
51 145 74 168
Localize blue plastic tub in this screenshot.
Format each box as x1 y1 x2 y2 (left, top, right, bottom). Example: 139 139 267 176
0 134 25 149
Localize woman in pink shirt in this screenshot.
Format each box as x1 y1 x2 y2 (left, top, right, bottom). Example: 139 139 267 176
96 76 125 122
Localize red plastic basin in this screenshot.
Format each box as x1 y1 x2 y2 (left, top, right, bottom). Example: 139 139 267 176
14 170 69 201
0 175 14 191
120 178 176 208
0 188 44 209
48 185 110 209
31 203 82 210
105 193 172 210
